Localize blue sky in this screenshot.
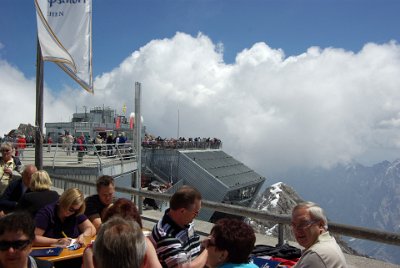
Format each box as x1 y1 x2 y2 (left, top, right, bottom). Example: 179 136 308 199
1 0 400 177
1 0 399 90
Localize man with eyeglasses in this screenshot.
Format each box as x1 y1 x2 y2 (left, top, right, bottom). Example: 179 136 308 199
150 185 208 268
291 202 347 268
0 212 53 268
0 142 23 194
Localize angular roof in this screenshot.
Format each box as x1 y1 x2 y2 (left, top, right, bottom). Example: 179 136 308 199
180 150 265 188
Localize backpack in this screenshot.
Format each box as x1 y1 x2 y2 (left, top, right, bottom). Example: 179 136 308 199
251 243 301 259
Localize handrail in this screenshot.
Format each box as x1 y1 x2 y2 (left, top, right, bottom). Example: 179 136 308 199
51 174 400 247
11 143 136 168
91 143 103 170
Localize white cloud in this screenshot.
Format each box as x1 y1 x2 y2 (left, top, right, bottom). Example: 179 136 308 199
2 33 400 178
0 60 76 136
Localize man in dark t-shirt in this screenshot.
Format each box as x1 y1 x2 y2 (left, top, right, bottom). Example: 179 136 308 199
84 175 115 231
0 164 37 214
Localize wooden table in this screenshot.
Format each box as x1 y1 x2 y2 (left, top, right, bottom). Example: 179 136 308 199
33 236 95 262
34 228 149 262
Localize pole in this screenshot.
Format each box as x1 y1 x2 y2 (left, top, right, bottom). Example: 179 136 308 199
35 38 44 170
134 82 142 213
177 109 180 139
83 106 87 122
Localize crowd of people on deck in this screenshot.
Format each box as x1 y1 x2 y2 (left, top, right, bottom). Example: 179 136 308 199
0 141 348 268
142 135 222 150
44 132 130 159
1 132 223 165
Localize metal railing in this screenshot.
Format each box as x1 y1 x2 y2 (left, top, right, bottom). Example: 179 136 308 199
51 175 400 247
10 143 137 170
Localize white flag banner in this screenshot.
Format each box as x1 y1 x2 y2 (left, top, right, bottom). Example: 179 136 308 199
34 0 93 93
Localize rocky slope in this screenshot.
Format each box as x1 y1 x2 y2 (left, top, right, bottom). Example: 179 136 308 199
247 182 303 241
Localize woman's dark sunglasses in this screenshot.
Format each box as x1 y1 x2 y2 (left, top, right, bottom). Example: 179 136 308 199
0 240 31 251
68 207 80 213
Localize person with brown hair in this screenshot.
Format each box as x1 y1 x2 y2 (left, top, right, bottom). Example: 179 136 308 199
84 175 115 231
102 198 142 225
0 212 53 268
205 218 257 268
83 198 161 268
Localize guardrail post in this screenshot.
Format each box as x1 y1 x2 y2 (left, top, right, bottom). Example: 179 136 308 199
92 144 102 171
115 145 123 164
277 223 284 246
52 144 58 168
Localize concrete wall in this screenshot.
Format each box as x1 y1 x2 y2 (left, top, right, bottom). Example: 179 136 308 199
45 160 137 197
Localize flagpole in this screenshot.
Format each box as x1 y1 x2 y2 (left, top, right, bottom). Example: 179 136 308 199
134 82 142 213
35 38 44 170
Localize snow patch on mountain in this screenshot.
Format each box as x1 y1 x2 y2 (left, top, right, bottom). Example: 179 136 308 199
269 182 282 208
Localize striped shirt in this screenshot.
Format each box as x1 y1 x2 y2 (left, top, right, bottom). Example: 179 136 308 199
151 209 201 268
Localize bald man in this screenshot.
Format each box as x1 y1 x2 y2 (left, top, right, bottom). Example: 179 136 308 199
0 164 37 214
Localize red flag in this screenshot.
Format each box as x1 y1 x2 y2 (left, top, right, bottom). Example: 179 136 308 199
116 117 121 129
130 117 134 129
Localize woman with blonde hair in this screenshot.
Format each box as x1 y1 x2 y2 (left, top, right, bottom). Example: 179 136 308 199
33 188 96 247
17 170 59 217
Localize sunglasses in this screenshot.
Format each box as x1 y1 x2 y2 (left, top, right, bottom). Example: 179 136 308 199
68 207 80 213
0 240 31 251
